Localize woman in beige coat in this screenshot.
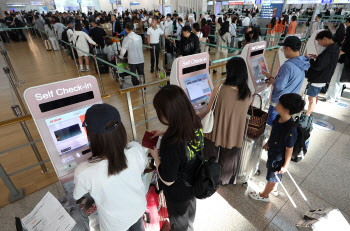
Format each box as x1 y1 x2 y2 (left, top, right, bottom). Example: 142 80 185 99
214 21 231 75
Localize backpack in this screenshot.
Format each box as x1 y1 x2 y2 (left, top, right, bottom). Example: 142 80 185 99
180 130 221 199
279 115 312 162
62 27 73 44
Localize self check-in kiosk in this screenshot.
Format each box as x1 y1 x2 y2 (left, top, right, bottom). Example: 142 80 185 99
24 76 102 198
240 41 271 109
170 53 214 118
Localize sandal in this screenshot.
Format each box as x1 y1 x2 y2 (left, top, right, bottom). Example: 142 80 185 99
249 191 270 203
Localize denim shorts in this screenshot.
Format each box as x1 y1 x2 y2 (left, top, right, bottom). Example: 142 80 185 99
267 105 278 126
266 160 283 183
307 85 323 97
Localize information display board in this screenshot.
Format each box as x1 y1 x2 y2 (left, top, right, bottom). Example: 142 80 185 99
260 2 283 19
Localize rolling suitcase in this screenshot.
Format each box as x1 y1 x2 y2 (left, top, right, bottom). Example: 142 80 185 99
44 40 52 51
93 47 109 74
237 114 266 187
274 170 350 231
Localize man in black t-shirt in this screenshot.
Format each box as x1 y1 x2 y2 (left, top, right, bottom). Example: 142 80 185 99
89 21 107 49
177 25 200 57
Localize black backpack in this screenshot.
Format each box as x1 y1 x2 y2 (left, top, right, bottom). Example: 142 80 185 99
62 27 73 44
181 131 221 199
279 115 311 162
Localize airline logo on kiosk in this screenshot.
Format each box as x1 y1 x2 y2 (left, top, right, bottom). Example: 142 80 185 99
251 44 265 51
34 83 93 101
182 57 208 67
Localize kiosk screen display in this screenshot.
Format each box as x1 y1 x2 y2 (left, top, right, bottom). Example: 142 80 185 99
45 106 90 155
250 56 268 82
184 73 211 103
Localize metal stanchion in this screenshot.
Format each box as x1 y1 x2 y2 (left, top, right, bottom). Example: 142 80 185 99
0 164 24 202
70 45 81 76
0 49 25 85
126 91 138 141
93 55 106 94
270 49 279 76
3 67 28 115
58 40 67 66
11 105 48 173
141 75 149 130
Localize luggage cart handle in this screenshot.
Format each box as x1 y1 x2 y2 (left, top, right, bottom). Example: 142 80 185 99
274 170 314 211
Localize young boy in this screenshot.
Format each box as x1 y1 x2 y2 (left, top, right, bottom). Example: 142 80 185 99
249 93 305 202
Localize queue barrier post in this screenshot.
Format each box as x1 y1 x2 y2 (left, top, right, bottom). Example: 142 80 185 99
70 44 81 76
0 164 24 203
93 54 106 95
126 91 138 141
0 48 24 85
58 40 67 67
3 67 28 115
11 105 48 173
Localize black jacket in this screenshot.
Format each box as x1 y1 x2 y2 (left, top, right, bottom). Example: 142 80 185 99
306 43 339 84
112 19 122 35
178 32 200 57
333 23 345 46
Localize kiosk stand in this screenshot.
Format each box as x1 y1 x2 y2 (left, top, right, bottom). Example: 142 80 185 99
24 76 101 198
240 41 271 109
170 53 214 118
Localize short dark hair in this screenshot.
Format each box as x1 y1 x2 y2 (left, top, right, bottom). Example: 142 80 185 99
346 18 350 23
125 22 134 31
178 17 183 23
167 13 171 18
182 25 192 33
75 23 82 31
192 22 200 32
105 37 113 46
292 16 297 21
317 13 322 19
316 30 332 40
88 121 128 176
279 93 305 115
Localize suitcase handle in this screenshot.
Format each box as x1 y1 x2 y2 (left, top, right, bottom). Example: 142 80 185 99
274 170 314 211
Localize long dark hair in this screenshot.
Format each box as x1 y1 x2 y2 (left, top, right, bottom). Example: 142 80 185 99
270 17 276 28
87 121 128 176
220 21 229 37
153 85 202 145
225 57 251 100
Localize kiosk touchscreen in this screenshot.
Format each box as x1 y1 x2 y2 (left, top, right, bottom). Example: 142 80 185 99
24 76 102 198
240 41 271 108
170 53 213 118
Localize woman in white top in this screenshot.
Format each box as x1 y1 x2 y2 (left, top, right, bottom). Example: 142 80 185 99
73 103 148 231
214 21 231 75
44 19 59 50
72 23 97 72
103 37 119 62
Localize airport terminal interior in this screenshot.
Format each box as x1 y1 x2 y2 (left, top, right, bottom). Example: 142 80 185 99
1 0 350 230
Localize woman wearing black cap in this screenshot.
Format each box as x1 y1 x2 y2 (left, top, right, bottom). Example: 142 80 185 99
73 103 148 231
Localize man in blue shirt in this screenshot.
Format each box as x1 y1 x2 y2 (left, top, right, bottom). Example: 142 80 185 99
264 36 310 126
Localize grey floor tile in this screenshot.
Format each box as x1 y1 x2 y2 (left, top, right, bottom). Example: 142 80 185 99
194 188 270 231
56 181 66 197
271 185 350 231
263 222 283 231
301 154 350 215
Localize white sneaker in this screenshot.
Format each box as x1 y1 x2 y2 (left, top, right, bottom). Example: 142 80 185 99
80 68 85 72
249 191 270 203
271 190 279 197
86 68 91 72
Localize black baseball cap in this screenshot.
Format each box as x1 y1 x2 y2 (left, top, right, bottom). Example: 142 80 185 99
82 103 121 134
278 36 301 50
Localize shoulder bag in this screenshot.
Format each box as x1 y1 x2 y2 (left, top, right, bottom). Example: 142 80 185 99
247 94 268 138
202 84 223 134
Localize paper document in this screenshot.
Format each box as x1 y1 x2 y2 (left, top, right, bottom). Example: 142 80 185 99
22 192 76 231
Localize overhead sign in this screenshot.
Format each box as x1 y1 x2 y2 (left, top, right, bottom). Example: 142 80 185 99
260 2 283 19
130 2 140 5
229 1 244 5
30 1 46 5
314 119 334 131
222 1 229 5
7 4 26 7
77 0 82 3
321 0 333 3
286 0 322 3
332 0 350 2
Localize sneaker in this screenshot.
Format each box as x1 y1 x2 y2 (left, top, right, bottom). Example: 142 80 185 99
271 190 279 197
80 68 85 72
86 68 91 72
249 191 270 203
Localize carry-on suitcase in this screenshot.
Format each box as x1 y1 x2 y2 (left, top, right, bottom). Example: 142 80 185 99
44 39 52 51
93 47 109 74
274 170 350 231
237 114 266 187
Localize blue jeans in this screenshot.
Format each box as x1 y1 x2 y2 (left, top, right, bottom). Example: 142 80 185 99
267 105 278 126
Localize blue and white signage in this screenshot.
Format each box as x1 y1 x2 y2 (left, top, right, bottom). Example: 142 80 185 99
314 119 334 131
336 102 349 109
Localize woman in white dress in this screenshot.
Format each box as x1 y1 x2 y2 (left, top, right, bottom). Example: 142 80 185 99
72 23 97 72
